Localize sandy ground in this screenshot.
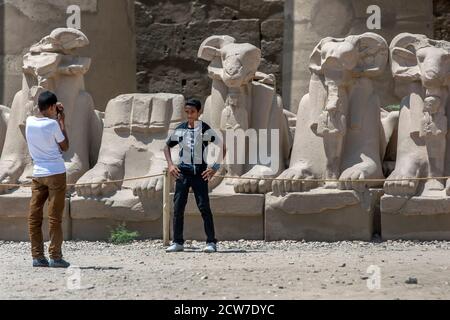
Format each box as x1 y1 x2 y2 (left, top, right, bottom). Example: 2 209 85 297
0 239 449 300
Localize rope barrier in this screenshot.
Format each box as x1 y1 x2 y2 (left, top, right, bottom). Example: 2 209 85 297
70 173 166 187
214 175 450 183
0 172 166 188
1 172 450 188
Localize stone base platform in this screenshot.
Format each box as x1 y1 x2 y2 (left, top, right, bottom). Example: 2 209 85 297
0 189 71 241
70 189 163 241
381 194 450 240
265 189 383 241
173 191 265 241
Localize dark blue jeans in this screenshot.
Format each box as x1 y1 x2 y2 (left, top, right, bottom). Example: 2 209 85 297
173 171 217 245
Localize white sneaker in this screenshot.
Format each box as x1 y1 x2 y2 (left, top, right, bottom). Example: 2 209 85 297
166 243 184 253
203 242 217 253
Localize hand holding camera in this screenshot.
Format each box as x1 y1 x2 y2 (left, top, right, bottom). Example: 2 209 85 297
56 102 65 123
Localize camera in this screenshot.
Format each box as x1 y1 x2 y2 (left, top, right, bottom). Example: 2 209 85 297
56 103 63 115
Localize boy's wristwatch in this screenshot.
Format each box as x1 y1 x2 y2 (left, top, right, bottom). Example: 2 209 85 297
210 163 221 171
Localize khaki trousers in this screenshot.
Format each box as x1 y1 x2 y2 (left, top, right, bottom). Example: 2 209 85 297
28 173 66 260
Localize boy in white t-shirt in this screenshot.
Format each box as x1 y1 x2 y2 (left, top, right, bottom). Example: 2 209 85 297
25 91 70 268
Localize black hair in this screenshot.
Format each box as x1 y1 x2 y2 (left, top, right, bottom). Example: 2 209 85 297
185 98 202 112
38 91 58 112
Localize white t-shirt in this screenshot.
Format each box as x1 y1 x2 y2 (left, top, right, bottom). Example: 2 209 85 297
25 116 66 177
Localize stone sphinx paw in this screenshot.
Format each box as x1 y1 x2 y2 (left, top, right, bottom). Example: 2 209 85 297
0 159 24 194
233 165 275 194
65 161 87 185
445 179 450 196
75 164 121 197
133 175 164 199
384 170 419 197
272 164 316 195
339 164 373 192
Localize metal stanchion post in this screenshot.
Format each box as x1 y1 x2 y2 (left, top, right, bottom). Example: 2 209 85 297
163 169 171 246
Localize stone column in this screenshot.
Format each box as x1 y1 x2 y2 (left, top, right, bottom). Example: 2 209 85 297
283 0 433 113
0 0 136 110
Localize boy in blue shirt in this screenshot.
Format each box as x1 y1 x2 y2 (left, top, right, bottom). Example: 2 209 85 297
164 99 225 253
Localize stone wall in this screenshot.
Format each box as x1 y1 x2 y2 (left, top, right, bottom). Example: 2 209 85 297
136 0 449 111
434 0 450 41
2 1 445 110
135 0 284 105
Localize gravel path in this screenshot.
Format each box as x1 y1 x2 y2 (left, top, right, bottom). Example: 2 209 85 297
1 239 449 300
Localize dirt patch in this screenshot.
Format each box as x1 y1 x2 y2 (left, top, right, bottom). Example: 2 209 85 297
0 239 449 300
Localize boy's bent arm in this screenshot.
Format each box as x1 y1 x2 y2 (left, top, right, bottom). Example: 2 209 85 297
221 141 227 164
164 145 172 165
57 110 69 152
164 145 180 178
58 128 69 152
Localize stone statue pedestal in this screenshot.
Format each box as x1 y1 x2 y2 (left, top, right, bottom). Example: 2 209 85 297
0 189 71 241
70 190 163 241
172 191 265 241
381 195 450 240
265 189 383 241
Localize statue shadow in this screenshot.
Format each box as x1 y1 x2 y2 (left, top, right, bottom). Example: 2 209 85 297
79 266 123 271
1 187 21 195
183 247 264 254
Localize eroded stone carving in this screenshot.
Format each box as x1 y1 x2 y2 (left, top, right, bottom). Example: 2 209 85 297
0 106 10 155
384 33 450 196
1 0 135 110
75 93 185 204
70 93 183 240
0 28 101 193
273 32 389 194
284 0 434 114
198 35 293 194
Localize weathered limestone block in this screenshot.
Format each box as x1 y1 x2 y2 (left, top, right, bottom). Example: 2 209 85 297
207 20 261 49
136 0 284 108
381 34 450 240
266 189 383 241
0 106 9 154
381 195 450 240
70 191 163 241
261 19 284 40
72 93 185 240
261 17 284 90
172 191 265 241
284 0 434 112
434 0 450 42
0 0 136 109
141 20 260 67
136 18 262 105
239 0 284 20
0 189 71 241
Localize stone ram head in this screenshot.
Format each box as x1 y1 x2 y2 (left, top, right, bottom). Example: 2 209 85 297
198 35 262 88
309 32 389 84
390 33 450 90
